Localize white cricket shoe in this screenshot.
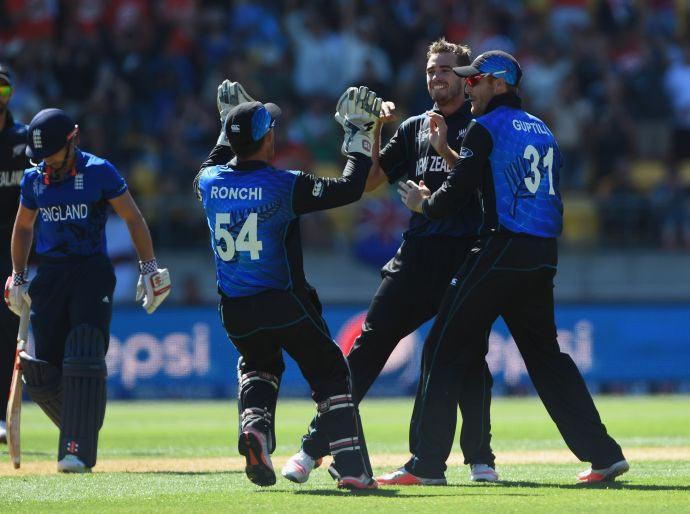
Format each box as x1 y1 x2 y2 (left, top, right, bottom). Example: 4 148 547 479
281 450 323 484
57 455 91 473
578 459 630 483
470 463 499 482
0 421 7 444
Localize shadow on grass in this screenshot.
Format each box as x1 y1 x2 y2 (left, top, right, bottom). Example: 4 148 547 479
119 471 245 476
452 480 690 492
289 489 536 498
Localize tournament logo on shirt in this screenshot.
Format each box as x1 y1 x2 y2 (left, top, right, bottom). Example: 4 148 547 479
32 178 47 197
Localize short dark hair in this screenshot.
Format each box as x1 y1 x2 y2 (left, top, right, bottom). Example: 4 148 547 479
230 135 266 160
427 38 471 67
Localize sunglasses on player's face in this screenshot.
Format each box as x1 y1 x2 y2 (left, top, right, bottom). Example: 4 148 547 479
0 85 12 98
465 70 506 87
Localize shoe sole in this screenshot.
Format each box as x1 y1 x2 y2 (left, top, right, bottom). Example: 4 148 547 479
238 431 276 487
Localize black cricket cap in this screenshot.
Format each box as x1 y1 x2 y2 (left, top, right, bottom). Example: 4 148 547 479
225 101 281 153
453 50 523 86
26 108 78 161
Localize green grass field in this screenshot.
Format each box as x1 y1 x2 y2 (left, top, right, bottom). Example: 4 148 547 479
1 396 689 512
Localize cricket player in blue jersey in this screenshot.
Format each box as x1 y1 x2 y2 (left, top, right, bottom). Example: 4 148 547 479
384 50 629 485
4 108 171 473
195 82 381 489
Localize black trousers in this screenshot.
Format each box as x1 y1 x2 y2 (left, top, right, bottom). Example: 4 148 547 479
303 236 495 467
29 254 115 367
220 285 353 404
407 236 625 478
0 252 18 421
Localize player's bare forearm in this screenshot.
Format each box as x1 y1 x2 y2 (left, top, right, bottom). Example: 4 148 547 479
11 206 36 272
11 227 33 272
365 163 387 192
109 192 155 261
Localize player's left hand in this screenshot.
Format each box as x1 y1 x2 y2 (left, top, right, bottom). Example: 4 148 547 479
136 260 172 314
217 80 256 145
398 180 430 214
334 85 383 157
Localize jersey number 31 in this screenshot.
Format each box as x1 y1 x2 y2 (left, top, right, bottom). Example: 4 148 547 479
523 145 555 195
215 212 263 261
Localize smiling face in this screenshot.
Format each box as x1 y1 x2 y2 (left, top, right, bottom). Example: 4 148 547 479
426 52 465 107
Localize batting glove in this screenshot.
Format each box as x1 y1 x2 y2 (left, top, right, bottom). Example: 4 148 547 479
4 270 31 317
136 259 172 314
217 80 256 146
334 85 382 157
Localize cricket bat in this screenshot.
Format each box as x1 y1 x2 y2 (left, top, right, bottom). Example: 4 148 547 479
7 303 30 469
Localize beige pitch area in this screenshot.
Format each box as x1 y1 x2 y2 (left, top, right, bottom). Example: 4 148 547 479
1 446 689 476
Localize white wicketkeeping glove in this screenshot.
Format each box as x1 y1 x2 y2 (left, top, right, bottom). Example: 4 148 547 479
334 85 382 157
136 259 172 314
4 270 31 317
217 79 256 146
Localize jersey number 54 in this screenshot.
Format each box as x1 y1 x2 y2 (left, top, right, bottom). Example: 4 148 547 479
214 212 263 261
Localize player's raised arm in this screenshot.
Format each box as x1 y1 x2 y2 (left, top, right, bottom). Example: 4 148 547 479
364 101 396 192
194 80 255 196
291 86 382 214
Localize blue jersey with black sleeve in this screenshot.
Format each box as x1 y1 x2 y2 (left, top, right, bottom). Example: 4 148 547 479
475 106 563 237
197 163 299 298
195 145 371 298
422 93 563 239
19 149 128 258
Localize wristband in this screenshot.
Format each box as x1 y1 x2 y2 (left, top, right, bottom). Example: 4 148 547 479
12 269 28 286
139 259 158 274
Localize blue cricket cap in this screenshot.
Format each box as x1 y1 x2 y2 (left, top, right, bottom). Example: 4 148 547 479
26 108 78 161
453 50 522 86
225 101 281 152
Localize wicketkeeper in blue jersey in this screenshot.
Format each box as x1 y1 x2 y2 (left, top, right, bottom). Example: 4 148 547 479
4 108 171 473
195 82 381 489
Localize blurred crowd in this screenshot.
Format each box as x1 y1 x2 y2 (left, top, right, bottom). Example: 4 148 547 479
3 0 690 256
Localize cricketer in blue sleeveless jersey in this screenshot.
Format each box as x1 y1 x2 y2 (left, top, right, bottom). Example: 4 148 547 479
388 51 629 485
194 82 381 490
4 108 171 473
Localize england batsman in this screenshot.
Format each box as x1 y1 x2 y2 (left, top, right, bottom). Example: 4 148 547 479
4 108 171 472
0 63 29 445
194 82 382 489
286 38 498 486
393 50 629 483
